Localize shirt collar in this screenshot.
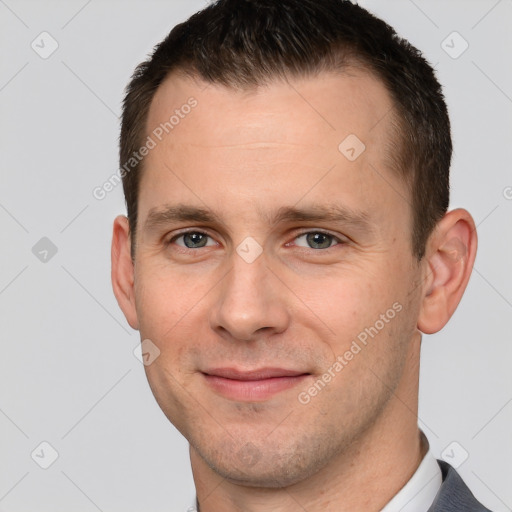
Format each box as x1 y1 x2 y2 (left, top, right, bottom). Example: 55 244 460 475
380 436 442 512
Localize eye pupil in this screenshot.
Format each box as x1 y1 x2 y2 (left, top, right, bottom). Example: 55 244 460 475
306 232 331 249
184 232 208 248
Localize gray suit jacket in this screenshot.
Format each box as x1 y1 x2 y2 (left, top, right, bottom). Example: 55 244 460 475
428 460 492 511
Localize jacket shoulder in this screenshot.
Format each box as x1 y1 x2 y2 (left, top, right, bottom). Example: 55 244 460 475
428 460 493 512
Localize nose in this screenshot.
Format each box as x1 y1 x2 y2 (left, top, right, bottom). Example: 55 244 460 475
209 250 291 342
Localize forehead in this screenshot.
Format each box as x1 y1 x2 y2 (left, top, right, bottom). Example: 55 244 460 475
139 69 406 230
146 69 394 153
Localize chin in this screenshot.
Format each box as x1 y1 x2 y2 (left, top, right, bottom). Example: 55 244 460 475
193 434 331 489
212 459 314 489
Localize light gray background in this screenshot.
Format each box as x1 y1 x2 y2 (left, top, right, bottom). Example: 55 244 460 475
1 0 511 511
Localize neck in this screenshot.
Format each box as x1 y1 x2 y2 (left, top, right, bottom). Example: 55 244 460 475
192 335 425 512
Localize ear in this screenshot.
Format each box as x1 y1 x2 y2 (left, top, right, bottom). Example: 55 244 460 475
111 215 139 330
417 208 477 334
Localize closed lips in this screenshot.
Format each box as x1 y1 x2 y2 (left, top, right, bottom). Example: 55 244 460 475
203 368 309 380
202 368 311 402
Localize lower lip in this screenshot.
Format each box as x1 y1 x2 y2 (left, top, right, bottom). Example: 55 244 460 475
203 374 310 402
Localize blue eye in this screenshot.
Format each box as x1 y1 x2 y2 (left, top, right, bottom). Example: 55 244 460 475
295 232 340 249
168 230 341 251
172 231 216 249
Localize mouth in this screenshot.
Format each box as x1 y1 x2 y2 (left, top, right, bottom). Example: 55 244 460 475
202 367 311 402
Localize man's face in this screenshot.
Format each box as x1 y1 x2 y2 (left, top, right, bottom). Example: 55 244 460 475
130 70 426 486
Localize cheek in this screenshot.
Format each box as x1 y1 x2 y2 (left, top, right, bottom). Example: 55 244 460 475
134 262 205 337
298 266 396 329
296 252 416 362
134 265 207 429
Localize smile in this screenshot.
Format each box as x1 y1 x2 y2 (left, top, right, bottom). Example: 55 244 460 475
202 368 311 402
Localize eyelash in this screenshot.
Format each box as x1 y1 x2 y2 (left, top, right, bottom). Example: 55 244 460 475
167 229 344 251
288 230 343 249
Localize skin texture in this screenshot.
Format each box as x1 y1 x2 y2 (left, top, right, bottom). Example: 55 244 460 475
112 70 477 511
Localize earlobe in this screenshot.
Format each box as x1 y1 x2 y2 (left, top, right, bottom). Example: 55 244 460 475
111 215 139 330
417 209 477 334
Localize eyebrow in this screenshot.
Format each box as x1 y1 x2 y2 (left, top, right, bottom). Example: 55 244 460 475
267 204 373 232
144 204 221 232
143 203 374 234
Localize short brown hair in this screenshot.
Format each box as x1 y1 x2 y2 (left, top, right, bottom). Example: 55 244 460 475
120 0 451 260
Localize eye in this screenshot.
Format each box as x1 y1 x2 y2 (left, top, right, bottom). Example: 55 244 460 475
170 231 217 249
294 231 340 250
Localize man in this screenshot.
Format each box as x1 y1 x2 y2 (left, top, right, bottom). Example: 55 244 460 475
111 0 490 510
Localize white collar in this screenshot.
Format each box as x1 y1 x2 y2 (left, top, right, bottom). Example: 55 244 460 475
380 442 442 512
